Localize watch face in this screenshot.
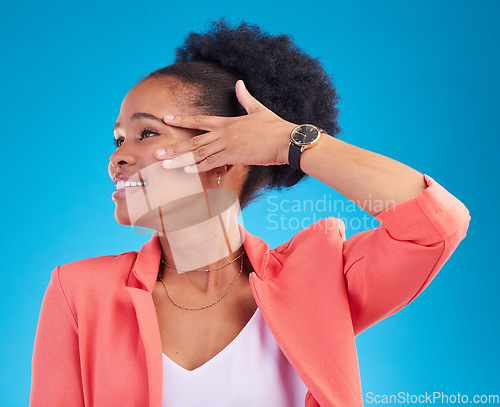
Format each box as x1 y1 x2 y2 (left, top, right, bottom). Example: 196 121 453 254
291 125 320 146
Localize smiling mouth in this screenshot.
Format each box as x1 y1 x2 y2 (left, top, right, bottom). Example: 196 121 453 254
115 180 149 190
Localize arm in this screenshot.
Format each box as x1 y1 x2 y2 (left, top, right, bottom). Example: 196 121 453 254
30 266 85 407
154 80 425 216
283 135 427 216
342 174 470 336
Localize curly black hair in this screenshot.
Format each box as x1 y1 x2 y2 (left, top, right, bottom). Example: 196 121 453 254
146 19 341 209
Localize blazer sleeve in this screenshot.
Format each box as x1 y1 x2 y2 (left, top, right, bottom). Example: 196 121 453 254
343 174 470 336
30 266 85 407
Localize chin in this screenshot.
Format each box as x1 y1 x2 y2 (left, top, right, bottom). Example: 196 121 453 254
113 202 165 232
113 205 132 226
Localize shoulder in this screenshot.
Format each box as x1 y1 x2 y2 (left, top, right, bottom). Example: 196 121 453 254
262 217 346 275
272 216 346 254
55 250 139 295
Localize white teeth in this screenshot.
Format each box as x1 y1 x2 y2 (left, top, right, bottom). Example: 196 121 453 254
116 180 148 189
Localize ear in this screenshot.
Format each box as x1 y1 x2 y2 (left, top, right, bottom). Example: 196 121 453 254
212 164 247 187
235 80 264 115
212 165 228 176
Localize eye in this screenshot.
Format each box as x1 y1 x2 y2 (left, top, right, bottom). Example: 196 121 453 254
140 129 158 140
113 129 158 148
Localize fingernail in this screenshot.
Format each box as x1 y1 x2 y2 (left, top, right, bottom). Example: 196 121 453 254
164 115 175 121
184 165 192 172
157 148 166 158
162 159 172 168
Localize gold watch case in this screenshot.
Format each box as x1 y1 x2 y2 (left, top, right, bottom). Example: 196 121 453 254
289 124 322 151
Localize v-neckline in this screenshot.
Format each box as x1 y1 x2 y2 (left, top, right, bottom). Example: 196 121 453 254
162 307 261 373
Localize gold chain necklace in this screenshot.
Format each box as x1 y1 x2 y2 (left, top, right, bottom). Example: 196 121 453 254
160 250 245 272
158 255 244 311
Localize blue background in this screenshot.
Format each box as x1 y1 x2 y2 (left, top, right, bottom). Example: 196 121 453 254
1 0 498 405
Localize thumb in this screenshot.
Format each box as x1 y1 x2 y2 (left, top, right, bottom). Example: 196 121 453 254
235 80 264 114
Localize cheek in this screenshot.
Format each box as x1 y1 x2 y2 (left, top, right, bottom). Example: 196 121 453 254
141 163 206 204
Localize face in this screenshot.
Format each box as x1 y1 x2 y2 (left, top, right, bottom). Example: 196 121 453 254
109 77 221 233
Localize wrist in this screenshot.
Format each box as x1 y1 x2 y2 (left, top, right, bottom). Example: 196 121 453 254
287 124 324 172
277 122 298 165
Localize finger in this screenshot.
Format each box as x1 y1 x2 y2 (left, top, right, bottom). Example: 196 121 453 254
184 148 227 173
155 131 218 160
235 80 265 115
161 141 225 170
163 114 224 131
161 151 196 169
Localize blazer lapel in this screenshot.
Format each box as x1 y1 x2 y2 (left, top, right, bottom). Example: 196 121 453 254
125 232 163 407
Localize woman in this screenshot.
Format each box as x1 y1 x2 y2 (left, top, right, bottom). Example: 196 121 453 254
30 20 470 407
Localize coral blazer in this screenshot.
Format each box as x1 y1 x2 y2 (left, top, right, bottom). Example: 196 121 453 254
30 175 470 407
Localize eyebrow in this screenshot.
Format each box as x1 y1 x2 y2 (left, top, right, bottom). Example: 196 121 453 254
114 112 165 130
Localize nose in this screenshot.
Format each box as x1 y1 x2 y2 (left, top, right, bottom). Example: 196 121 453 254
110 143 137 170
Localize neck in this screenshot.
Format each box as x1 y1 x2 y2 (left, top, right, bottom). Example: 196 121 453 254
158 189 245 292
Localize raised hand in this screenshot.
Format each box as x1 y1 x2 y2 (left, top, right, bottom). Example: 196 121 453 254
155 80 297 173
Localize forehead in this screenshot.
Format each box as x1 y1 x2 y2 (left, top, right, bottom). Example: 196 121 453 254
119 77 199 120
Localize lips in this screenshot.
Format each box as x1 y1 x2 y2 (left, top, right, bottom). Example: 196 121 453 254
112 172 148 200
113 172 134 184
112 172 148 186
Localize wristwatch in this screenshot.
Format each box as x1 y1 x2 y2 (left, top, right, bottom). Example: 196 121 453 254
288 124 323 172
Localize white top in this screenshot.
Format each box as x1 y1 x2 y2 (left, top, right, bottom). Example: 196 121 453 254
161 308 308 406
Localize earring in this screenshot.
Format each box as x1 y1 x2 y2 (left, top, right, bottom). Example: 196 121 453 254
217 172 221 186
